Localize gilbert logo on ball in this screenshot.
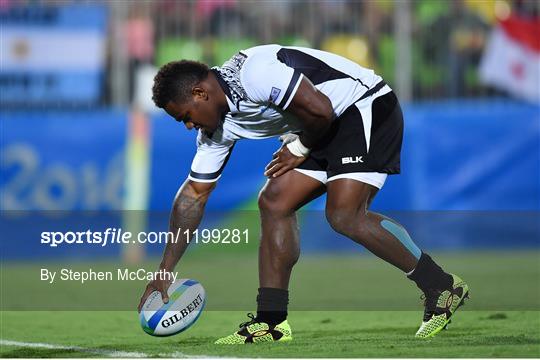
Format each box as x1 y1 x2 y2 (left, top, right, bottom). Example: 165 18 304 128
139 279 206 336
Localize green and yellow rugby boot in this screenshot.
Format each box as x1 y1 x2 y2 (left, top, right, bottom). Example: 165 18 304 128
415 274 470 338
215 313 292 344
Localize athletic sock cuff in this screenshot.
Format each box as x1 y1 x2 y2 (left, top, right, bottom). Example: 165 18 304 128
256 287 289 311
407 252 453 292
256 287 289 325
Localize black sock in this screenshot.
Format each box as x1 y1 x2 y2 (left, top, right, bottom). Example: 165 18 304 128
256 287 288 325
407 252 453 292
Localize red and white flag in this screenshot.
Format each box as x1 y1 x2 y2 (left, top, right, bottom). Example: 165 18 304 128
479 15 540 103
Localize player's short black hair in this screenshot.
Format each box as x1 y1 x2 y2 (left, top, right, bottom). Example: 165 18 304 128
152 60 210 108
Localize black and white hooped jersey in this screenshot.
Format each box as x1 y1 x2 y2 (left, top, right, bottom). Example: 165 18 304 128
189 44 387 182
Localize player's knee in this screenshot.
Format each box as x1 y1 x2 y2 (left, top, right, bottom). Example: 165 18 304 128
258 184 295 216
257 189 277 214
326 207 353 235
326 207 365 237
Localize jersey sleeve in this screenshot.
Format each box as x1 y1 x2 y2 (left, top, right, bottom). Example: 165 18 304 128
188 131 235 183
241 52 304 110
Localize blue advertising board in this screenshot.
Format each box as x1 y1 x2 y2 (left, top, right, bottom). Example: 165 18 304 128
0 99 539 258
0 109 126 210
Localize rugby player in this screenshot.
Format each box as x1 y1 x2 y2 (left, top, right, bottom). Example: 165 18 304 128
138 45 469 342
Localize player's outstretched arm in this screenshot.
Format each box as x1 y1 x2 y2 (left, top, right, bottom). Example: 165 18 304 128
138 179 215 311
265 77 334 178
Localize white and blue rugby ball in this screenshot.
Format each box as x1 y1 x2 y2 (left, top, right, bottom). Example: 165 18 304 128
139 279 205 336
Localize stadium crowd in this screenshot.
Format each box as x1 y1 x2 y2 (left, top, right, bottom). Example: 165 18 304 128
1 0 538 103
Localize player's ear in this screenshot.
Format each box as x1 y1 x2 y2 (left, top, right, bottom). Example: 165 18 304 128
192 86 208 100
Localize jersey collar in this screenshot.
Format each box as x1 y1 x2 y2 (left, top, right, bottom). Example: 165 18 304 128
211 68 238 113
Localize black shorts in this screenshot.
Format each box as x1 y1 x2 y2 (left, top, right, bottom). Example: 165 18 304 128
297 88 403 180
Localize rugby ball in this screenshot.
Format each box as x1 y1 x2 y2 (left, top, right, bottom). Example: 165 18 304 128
139 279 205 336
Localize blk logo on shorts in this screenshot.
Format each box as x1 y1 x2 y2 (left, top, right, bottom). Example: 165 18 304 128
342 156 364 164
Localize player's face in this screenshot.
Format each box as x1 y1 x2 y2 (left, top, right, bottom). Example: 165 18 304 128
165 92 222 134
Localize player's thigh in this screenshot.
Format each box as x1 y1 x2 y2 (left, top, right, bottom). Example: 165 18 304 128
259 169 326 213
326 178 378 216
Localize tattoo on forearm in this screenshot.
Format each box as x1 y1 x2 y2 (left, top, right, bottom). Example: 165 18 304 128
170 192 205 235
176 194 204 221
161 191 206 270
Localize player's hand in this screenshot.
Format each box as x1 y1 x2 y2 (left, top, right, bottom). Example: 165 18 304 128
137 278 171 312
264 145 306 178
279 133 299 145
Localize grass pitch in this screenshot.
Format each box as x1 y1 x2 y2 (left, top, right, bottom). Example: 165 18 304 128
1 251 539 358
1 311 539 358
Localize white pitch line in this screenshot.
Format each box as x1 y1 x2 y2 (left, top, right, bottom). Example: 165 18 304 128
160 352 229 359
0 339 149 358
0 339 225 359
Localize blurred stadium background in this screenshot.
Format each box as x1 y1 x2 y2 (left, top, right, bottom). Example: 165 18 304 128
1 0 539 297
1 1 539 357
